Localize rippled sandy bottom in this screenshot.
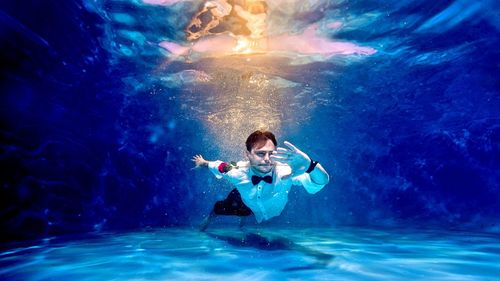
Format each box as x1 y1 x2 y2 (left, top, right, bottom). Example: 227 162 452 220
1 226 498 280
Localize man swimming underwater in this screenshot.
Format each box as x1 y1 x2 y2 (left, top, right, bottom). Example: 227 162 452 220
192 130 329 231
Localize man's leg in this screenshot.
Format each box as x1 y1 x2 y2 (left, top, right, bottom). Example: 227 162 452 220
199 210 215 232
239 216 249 229
200 188 252 232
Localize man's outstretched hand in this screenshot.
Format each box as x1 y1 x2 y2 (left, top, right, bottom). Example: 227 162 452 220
271 141 311 176
192 154 209 168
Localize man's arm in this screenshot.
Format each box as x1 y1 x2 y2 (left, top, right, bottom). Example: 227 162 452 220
306 162 329 185
192 154 238 180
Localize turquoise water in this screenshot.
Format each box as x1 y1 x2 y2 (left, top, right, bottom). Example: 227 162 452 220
1 226 498 280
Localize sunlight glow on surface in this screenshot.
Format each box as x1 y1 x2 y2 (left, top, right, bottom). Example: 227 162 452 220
159 0 376 60
152 0 376 152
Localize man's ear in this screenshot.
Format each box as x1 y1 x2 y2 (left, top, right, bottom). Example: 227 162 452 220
245 150 251 159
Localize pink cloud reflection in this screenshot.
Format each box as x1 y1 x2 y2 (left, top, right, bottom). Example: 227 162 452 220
327 21 343 29
159 23 376 58
269 24 376 56
142 0 189 5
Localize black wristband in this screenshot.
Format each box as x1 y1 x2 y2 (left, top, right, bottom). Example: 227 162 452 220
305 159 318 173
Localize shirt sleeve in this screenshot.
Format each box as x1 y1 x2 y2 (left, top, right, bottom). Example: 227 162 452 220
207 160 247 185
292 173 326 194
208 160 225 179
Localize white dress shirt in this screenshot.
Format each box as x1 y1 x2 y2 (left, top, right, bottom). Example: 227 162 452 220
208 160 326 223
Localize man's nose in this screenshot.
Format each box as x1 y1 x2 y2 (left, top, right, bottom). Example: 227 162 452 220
264 153 271 161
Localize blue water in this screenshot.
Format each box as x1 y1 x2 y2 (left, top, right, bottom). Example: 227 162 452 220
0 0 499 279
1 226 499 280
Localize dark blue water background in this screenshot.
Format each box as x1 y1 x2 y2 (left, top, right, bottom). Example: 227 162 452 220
1 0 499 243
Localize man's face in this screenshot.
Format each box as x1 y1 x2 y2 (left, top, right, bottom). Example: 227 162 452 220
246 139 276 174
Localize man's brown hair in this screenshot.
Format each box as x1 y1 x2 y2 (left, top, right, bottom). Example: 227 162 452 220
245 130 277 152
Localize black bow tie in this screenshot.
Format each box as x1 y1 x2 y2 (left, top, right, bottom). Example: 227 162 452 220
251 175 273 185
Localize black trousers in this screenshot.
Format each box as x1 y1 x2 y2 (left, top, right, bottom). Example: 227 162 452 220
213 188 253 216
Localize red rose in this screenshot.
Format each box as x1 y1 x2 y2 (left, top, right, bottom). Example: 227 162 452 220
218 162 229 173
